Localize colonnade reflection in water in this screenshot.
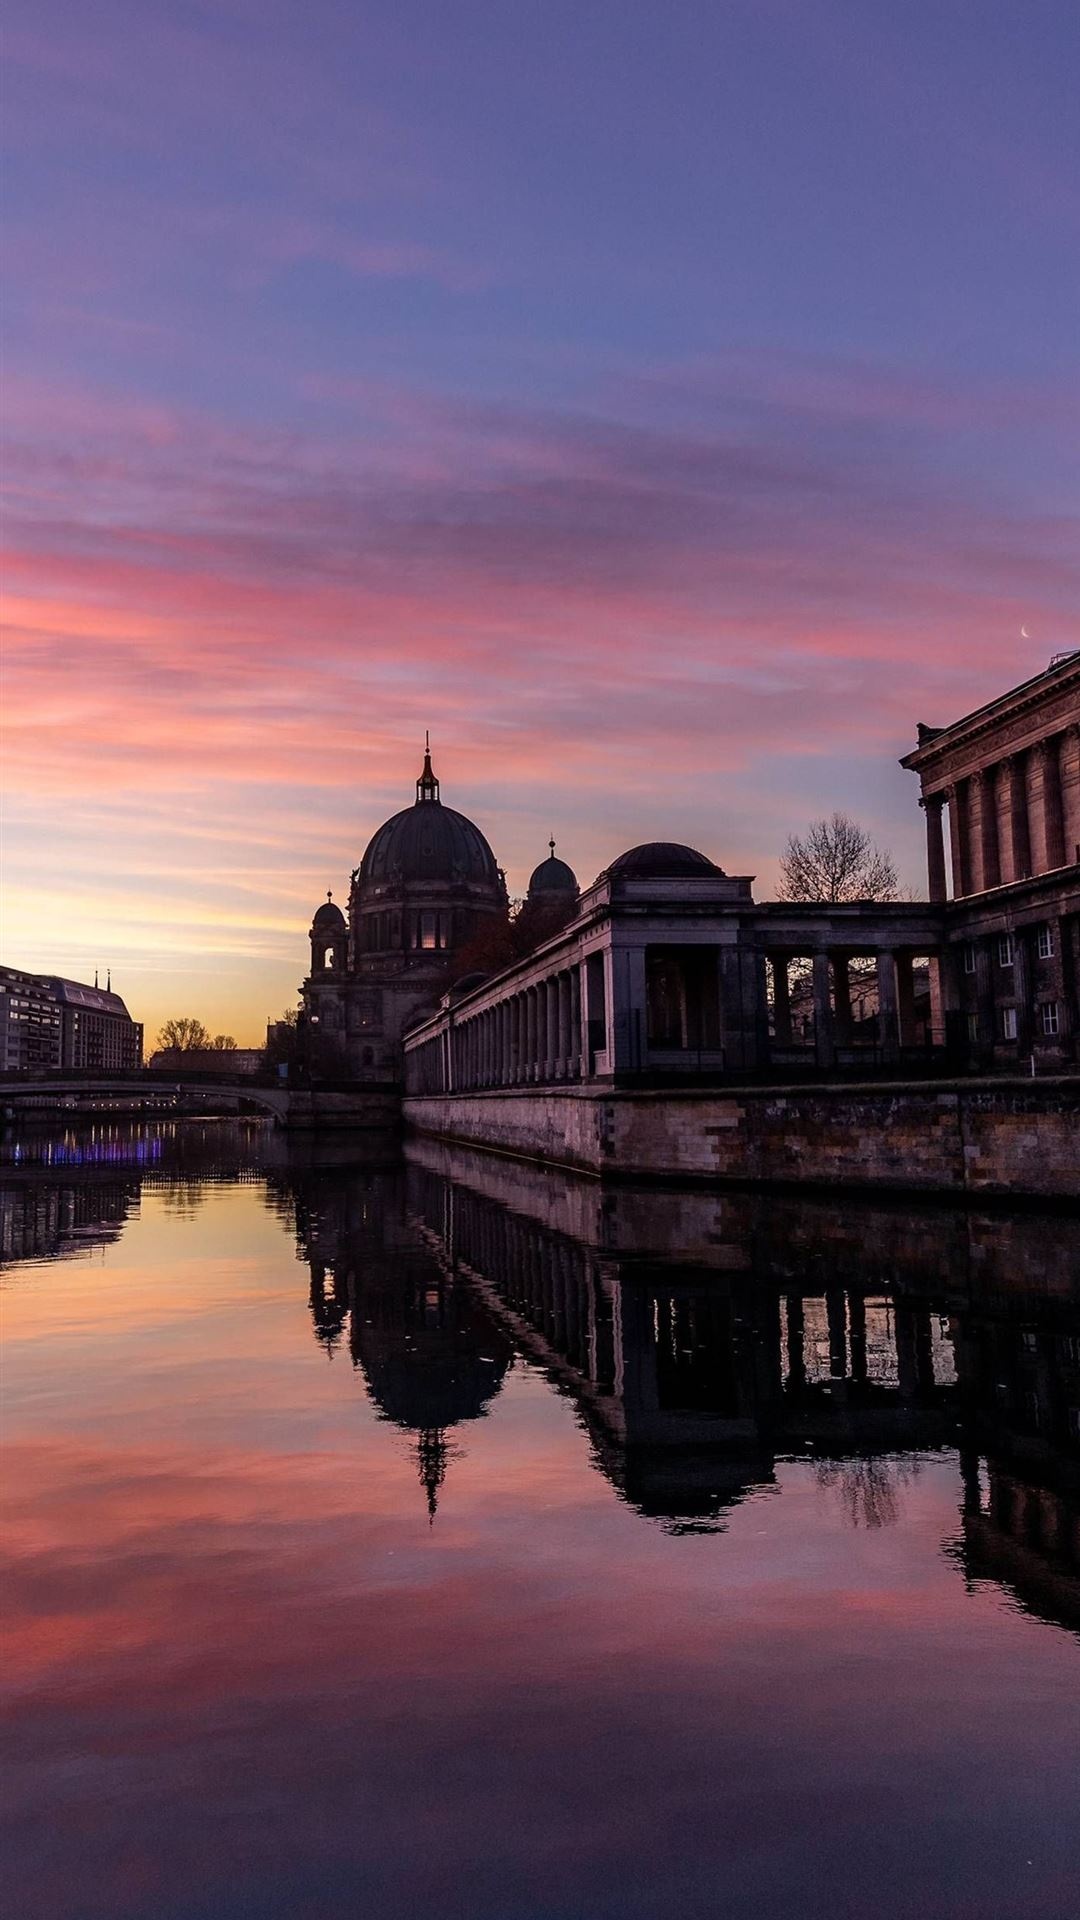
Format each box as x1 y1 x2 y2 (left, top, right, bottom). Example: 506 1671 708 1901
3 1120 1078 1635
273 1138 1079 1636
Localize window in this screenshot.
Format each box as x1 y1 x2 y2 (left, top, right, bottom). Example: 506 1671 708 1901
1041 1002 1060 1037
1001 1007 1018 1040
997 933 1014 967
322 947 334 970
966 1012 980 1043
1037 924 1054 959
963 943 977 974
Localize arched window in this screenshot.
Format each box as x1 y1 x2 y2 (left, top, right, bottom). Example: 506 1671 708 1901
323 946 335 970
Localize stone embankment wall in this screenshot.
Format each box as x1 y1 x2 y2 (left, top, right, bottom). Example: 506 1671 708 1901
403 1079 1079 1199
284 1088 401 1131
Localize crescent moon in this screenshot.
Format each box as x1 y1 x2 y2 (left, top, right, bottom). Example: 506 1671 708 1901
1020 626 1030 639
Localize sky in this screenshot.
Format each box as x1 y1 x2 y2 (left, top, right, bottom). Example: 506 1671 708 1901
3 0 1079 1043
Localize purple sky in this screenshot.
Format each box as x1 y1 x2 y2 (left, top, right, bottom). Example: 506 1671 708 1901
4 0 1078 1038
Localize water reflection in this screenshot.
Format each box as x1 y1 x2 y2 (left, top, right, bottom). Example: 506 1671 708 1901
290 1165 514 1515
3 1121 1079 1920
274 1139 1079 1628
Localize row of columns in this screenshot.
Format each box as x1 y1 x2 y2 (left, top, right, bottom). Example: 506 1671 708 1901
770 950 922 1064
922 728 1080 901
447 964 585 1092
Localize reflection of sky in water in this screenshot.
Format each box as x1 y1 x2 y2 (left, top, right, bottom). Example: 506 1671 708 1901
2 1136 1079 1920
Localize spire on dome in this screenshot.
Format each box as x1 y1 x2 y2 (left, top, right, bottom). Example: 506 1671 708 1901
416 730 440 804
416 1427 448 1522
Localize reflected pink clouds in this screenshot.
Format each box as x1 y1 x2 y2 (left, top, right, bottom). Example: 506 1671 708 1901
4 1428 1077 1920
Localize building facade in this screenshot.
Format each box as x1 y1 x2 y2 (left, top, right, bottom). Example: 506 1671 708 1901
0 968 143 1072
301 744 511 1082
301 663 1077 1095
902 651 1080 1070
400 658 1079 1095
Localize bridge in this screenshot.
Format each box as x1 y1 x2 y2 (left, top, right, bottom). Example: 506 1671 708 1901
0 1067 293 1121
0 1069 399 1131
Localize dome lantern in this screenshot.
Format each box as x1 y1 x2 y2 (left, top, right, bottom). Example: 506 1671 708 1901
416 732 439 805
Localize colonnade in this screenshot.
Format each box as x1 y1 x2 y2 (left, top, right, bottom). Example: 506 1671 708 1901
408 962 587 1095
768 948 925 1061
921 727 1080 901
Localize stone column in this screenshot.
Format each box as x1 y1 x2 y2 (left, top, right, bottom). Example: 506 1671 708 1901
946 785 966 898
848 1291 867 1386
966 771 987 894
831 954 853 1044
994 760 1014 885
876 949 900 1053
1042 739 1066 869
812 951 834 1069
896 951 918 1047
1059 726 1080 866
971 768 1001 892
545 977 558 1080
569 966 581 1077
921 792 948 902
932 943 963 1055
558 972 571 1075
524 990 536 1082
578 961 594 1077
994 756 1026 883
1026 742 1055 876
612 945 648 1074
784 1293 805 1391
771 955 792 1046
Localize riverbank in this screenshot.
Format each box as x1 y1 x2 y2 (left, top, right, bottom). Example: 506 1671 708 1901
403 1075 1080 1199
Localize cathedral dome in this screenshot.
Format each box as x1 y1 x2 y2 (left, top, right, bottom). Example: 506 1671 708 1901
608 842 723 878
359 745 501 891
527 839 578 897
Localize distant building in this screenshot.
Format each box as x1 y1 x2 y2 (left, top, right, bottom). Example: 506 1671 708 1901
0 968 143 1072
146 1046 263 1075
0 968 64 1071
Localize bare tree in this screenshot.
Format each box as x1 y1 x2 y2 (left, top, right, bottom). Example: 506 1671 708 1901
209 1034 238 1051
156 1015 212 1052
778 812 898 904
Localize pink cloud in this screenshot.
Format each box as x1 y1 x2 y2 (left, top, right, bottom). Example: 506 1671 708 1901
3 357 1075 1037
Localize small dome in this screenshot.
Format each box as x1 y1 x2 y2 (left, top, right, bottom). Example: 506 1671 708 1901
313 893 347 929
528 839 578 897
608 842 723 878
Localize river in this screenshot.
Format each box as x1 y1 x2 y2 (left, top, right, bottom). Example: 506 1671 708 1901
2 1119 1078 1920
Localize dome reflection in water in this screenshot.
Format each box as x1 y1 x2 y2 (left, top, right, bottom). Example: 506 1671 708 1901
1 1119 1078 1920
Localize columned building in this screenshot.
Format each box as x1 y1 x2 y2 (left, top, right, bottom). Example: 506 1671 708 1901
902 652 1080 1068
308 662 1078 1091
